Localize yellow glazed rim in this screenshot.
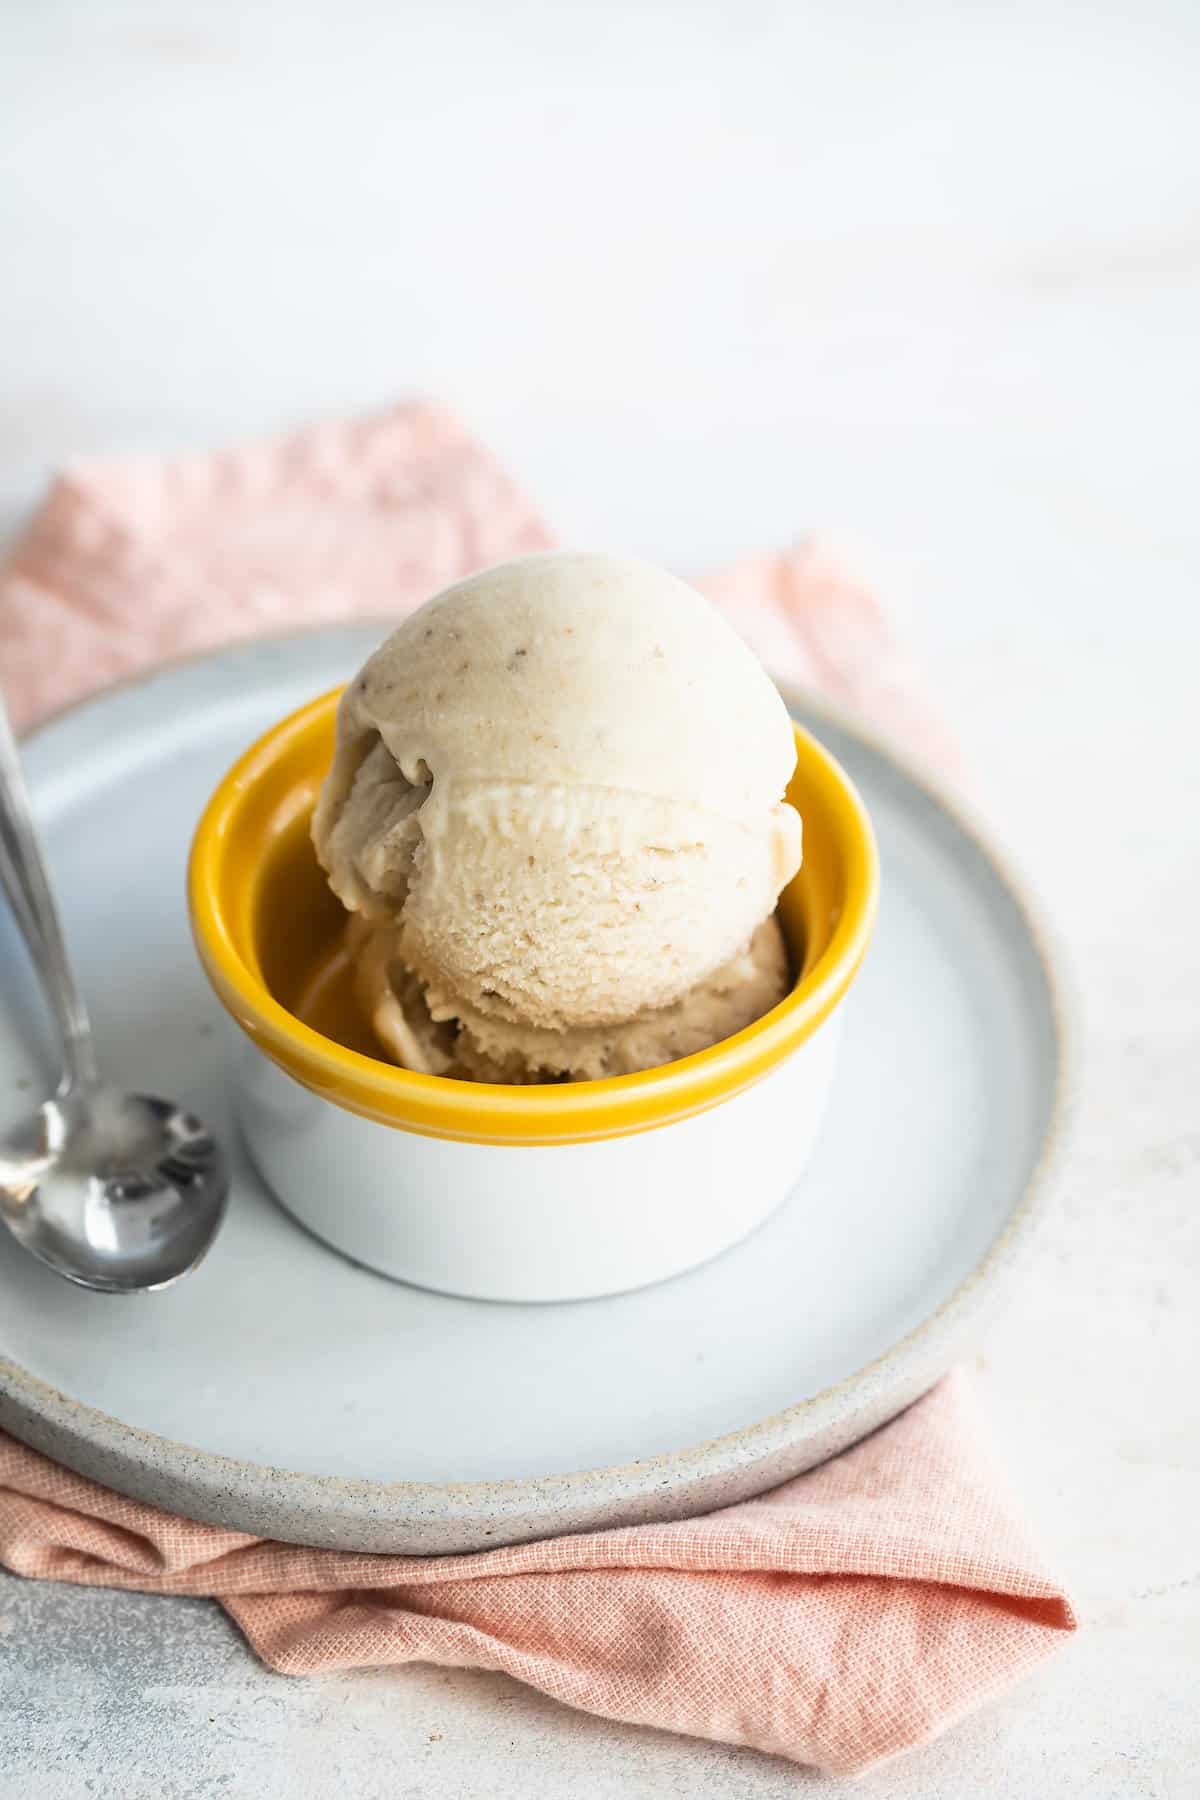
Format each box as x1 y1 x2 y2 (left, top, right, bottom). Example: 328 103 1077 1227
188 690 879 1145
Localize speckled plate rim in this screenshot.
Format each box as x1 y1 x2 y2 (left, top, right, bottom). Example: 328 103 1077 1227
0 633 1075 1551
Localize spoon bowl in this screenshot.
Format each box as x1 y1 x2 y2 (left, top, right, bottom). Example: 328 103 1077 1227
0 1084 227 1293
0 685 229 1291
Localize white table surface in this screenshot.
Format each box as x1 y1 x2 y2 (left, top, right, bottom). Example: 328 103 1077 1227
1 2 1197 1794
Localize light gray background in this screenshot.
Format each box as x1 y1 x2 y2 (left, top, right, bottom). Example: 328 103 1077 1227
1 1 1197 1795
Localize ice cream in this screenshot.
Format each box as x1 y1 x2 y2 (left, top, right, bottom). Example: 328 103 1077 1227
311 551 802 1080
347 913 792 1082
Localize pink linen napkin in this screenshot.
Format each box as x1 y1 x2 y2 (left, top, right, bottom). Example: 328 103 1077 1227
0 402 954 761
0 1376 1073 1778
0 404 1071 1775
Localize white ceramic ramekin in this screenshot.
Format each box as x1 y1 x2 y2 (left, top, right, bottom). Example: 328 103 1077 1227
189 690 878 1301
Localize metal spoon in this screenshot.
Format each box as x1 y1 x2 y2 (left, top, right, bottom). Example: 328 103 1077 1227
0 690 228 1292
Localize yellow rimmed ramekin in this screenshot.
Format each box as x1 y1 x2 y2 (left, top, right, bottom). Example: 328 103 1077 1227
189 690 879 1300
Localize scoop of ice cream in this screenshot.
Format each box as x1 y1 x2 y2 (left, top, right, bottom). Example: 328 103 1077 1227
312 551 802 1032
348 914 792 1082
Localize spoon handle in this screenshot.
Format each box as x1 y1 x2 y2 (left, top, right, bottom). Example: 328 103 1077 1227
0 690 99 1089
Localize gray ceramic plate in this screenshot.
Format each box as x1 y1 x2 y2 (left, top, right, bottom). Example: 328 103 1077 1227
0 631 1068 1553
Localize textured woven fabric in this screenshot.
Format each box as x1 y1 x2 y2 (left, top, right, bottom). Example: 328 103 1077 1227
0 401 953 762
0 1379 1073 1776
0 404 1071 1774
